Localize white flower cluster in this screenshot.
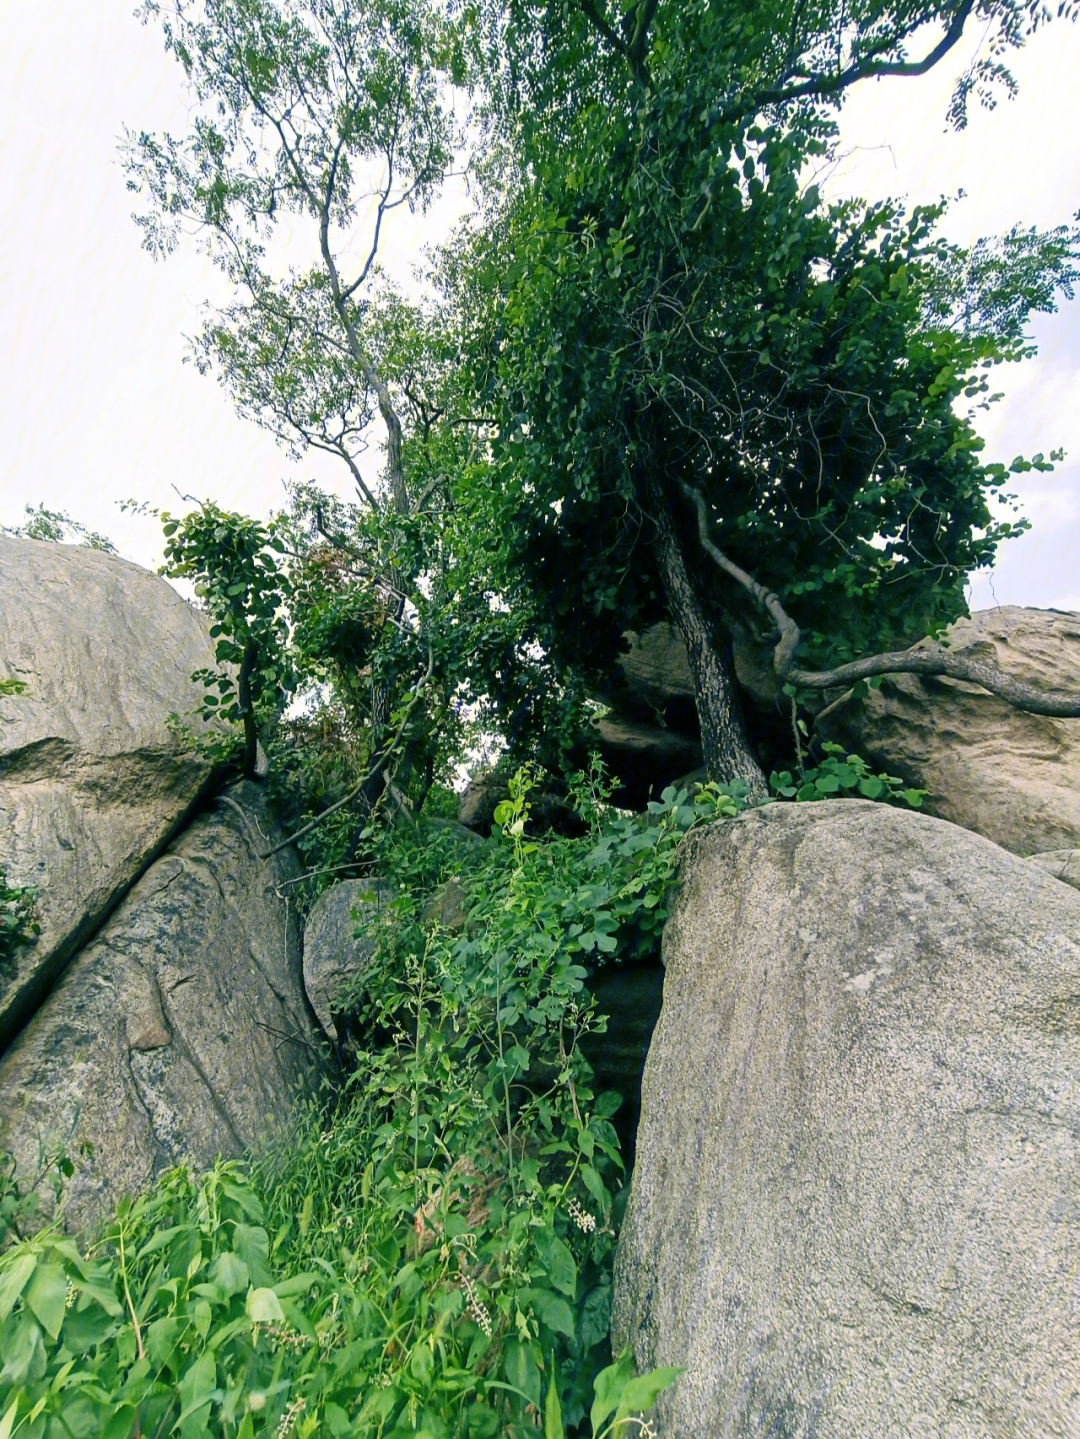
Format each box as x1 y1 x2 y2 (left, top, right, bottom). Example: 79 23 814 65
277 1395 306 1438
567 1198 596 1233
460 1272 493 1337
265 1324 310 1352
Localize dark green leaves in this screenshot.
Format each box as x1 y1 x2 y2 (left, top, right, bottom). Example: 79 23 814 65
770 743 926 807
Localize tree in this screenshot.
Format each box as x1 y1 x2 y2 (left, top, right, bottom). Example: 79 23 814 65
128 0 1080 812
2 504 116 552
126 0 598 836
450 0 1080 792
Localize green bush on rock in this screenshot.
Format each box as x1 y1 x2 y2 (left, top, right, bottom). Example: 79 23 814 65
771 742 927 808
0 872 39 968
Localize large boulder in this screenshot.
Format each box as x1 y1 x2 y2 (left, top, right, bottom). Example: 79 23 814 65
599 624 700 734
613 801 1080 1438
0 537 220 1048
1029 848 1080 889
586 625 704 809
589 714 703 812
303 878 392 1040
0 783 326 1234
818 606 1080 856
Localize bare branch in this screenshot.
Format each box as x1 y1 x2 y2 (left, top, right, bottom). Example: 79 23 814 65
577 0 631 63
678 481 1080 718
789 649 1080 716
678 481 799 678
719 0 976 124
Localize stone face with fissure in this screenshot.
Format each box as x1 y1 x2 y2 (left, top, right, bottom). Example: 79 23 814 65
0 537 221 1048
0 784 327 1234
613 802 1080 1438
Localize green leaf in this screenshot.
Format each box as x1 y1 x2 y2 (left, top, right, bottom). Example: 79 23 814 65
0 1253 36 1324
101 1406 139 1439
24 1261 67 1340
0 1399 18 1439
614 1366 684 1421
246 1287 285 1324
503 1339 541 1408
540 1236 577 1297
590 1348 634 1433
233 1224 272 1287
208 1250 249 1297
176 1351 216 1438
522 1289 575 1339
272 1272 322 1299
0 1314 45 1387
580 1164 606 1207
544 1362 565 1439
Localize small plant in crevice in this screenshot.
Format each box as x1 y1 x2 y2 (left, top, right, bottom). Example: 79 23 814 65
0 869 40 966
771 742 927 808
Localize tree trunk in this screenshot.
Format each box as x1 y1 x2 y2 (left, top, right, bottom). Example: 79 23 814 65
648 480 767 797
237 639 260 782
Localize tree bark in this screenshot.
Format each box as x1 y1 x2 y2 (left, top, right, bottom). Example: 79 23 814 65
237 639 260 782
647 479 767 797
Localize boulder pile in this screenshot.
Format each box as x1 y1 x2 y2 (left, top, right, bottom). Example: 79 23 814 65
614 801 1080 1437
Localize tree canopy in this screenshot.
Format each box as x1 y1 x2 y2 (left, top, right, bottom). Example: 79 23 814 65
448 0 1080 783
125 0 1080 811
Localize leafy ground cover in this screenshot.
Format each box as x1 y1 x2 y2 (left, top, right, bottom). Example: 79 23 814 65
0 772 752 1438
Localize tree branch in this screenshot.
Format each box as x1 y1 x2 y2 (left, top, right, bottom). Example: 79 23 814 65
259 643 435 859
678 481 799 678
678 482 1080 718
577 0 630 62
717 0 975 125
627 0 661 78
788 649 1080 716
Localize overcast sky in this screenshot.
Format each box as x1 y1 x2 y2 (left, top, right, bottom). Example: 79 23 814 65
1 1 1078 611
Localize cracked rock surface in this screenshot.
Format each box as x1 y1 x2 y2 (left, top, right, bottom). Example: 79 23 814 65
0 536 223 1047
818 605 1080 857
613 801 1080 1438
0 783 327 1234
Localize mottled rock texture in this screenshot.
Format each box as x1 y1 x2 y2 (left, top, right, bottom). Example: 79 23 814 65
0 537 220 1047
600 623 700 734
613 801 1080 1439
302 878 391 1039
1028 847 1080 890
819 606 1080 856
0 784 326 1235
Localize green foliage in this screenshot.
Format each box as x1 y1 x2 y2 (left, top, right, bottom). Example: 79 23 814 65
0 1145 78 1254
771 742 926 807
0 772 741 1435
0 679 30 698
457 106 1075 686
154 501 294 775
2 505 116 553
436 0 1080 773
0 871 39 967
